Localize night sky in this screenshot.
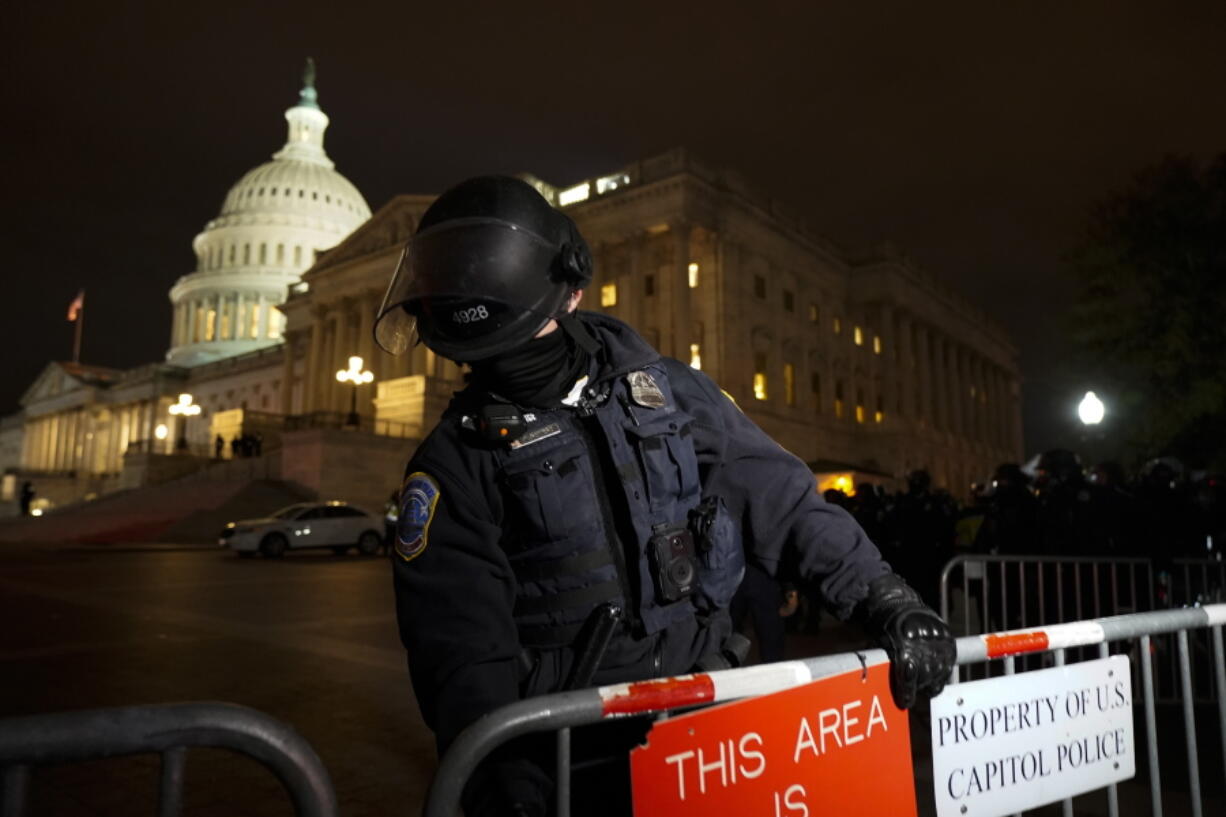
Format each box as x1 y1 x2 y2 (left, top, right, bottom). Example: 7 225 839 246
5 2 1225 460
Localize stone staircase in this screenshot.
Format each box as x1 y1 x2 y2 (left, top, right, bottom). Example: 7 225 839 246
0 475 314 545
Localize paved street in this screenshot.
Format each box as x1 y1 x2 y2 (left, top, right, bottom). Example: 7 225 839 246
3 542 1222 817
0 543 434 816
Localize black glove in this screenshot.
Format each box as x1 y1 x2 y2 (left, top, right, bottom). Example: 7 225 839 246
463 744 550 817
857 573 956 709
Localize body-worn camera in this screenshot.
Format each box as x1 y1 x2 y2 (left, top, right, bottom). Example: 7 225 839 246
649 524 698 603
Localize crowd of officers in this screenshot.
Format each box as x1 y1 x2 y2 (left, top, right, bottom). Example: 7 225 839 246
826 451 1225 609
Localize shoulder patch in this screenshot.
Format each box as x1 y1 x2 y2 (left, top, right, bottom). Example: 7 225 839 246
396 472 440 562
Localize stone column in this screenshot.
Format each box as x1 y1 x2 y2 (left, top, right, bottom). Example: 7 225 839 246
990 366 1006 452
260 294 272 340
281 332 296 415
928 333 945 432
49 414 62 471
877 304 895 425
326 310 343 413
972 355 987 447
41 417 53 470
304 310 324 414
625 234 644 334
23 418 36 470
896 313 914 425
235 294 247 339
915 326 933 431
186 299 198 345
357 292 375 376
948 344 965 440
672 224 693 363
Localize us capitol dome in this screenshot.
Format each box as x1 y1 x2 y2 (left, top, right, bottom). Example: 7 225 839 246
166 60 371 367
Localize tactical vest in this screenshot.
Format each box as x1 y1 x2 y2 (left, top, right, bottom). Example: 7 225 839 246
483 361 744 649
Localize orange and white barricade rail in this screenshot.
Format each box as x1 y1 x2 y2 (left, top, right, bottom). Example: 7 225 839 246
423 604 1226 817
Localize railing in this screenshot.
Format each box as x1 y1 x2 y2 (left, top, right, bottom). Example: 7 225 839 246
0 702 337 817
940 555 1226 696
283 411 418 440
421 605 1226 817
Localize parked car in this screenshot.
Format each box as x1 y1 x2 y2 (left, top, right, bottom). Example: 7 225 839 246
219 501 384 558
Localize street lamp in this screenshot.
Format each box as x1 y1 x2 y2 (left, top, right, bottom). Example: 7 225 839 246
1078 391 1105 426
168 393 201 451
336 356 374 427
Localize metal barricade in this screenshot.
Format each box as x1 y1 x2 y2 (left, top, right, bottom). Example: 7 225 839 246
422 604 1226 817
940 555 1226 697
0 701 338 817
940 554 1156 638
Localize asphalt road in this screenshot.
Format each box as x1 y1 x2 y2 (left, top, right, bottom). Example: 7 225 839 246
2 543 1221 817
0 543 433 817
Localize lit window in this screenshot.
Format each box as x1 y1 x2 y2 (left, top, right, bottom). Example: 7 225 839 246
784 363 795 406
268 312 282 339
875 396 885 424
809 304 819 323
596 173 630 194
834 381 844 418
855 389 866 423
753 353 768 400
854 326 864 346
600 284 617 307
783 290 794 312
689 343 702 370
688 262 700 288
249 305 260 338
205 309 217 342
219 304 232 340
644 275 655 296
558 183 591 206
833 317 842 335
753 275 766 299
873 335 882 355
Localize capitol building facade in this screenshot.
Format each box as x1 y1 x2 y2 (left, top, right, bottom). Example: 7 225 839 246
0 68 1023 517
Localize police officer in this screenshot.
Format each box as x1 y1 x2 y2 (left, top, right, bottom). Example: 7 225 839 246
374 176 955 817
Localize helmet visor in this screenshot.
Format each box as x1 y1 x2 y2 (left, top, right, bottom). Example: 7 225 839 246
374 218 565 357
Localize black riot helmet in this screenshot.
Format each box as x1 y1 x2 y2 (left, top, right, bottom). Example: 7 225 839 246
374 175 594 361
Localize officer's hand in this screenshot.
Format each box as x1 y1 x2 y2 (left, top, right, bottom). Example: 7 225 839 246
464 751 549 817
858 573 956 709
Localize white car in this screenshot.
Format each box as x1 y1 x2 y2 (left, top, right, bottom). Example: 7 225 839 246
219 501 384 558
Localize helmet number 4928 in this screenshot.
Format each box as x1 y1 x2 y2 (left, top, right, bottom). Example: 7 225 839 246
452 305 490 324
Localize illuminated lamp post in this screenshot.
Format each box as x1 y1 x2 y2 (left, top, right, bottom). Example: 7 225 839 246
1077 391 1106 466
168 393 201 452
336 356 375 428
1078 391 1105 426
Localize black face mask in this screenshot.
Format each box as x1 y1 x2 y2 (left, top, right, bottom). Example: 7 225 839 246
468 326 588 407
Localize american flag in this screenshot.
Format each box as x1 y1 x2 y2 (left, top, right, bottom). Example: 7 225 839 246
67 290 84 322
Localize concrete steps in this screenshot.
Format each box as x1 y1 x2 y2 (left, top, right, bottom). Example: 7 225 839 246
0 477 315 545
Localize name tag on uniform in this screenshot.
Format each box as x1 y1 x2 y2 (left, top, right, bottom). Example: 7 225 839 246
509 422 562 450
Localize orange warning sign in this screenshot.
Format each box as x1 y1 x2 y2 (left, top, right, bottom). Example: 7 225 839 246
630 663 917 816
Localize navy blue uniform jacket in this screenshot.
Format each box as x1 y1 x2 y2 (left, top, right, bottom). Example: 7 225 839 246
391 313 890 762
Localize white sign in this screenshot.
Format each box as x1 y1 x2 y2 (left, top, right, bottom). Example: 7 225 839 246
930 656 1135 817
